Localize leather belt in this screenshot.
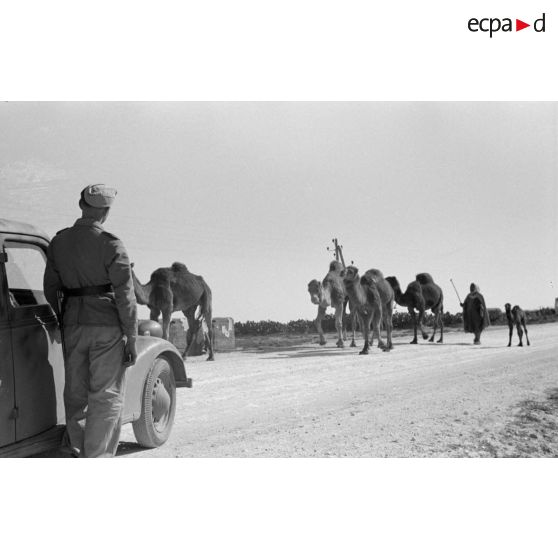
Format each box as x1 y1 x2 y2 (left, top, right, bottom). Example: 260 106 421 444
62 284 113 297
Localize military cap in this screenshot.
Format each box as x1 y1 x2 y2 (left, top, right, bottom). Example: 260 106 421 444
81 184 117 208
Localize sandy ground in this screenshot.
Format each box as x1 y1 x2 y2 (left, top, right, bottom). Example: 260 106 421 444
118 322 558 458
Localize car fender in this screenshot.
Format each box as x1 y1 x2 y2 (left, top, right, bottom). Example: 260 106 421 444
122 336 190 424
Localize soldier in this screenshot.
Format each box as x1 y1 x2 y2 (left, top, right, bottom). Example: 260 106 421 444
43 184 138 457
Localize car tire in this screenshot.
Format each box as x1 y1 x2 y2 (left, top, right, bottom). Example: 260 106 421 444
132 355 177 448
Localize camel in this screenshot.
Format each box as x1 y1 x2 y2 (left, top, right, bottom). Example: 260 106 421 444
131 262 214 360
308 260 356 348
342 265 385 354
361 268 395 350
505 303 530 347
385 273 444 344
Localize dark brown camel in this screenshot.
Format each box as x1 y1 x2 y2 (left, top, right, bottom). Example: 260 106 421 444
342 266 384 354
132 262 214 360
308 260 356 348
385 273 444 344
505 303 530 347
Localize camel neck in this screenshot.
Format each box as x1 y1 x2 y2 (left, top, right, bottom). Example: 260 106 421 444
345 281 367 307
131 271 152 305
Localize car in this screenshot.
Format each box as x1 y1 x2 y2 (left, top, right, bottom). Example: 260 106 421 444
0 218 192 457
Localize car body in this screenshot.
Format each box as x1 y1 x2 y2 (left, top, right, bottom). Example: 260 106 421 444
0 218 192 457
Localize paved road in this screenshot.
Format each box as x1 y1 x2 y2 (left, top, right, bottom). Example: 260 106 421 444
119 323 558 457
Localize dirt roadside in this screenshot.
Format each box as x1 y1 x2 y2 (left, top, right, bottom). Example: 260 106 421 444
118 322 558 458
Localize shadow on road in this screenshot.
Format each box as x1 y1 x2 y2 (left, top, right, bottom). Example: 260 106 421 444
31 441 152 458
418 342 504 349
259 340 507 359
264 348 392 359
116 441 152 457
240 344 318 355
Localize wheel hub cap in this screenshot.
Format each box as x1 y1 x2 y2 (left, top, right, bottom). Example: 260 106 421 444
152 377 171 429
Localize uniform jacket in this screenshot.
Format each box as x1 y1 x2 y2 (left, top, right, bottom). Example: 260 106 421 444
43 218 137 338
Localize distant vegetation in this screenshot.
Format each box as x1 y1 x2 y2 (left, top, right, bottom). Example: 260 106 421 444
235 307 556 336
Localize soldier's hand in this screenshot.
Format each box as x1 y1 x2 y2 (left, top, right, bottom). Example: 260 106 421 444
124 335 138 367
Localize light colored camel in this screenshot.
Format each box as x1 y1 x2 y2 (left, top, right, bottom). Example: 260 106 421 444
385 273 444 344
342 265 384 354
132 262 214 360
505 303 530 347
308 261 356 348
360 268 395 350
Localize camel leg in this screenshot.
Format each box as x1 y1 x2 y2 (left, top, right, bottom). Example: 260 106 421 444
204 323 215 361
430 307 443 343
149 306 160 322
359 316 371 355
376 311 387 350
341 299 349 342
201 308 214 362
182 308 198 358
417 306 428 340
161 310 172 341
516 322 524 347
507 323 513 347
437 306 444 343
350 311 357 347
334 304 344 348
409 307 418 344
385 305 393 350
315 305 327 346
374 311 389 352
523 320 530 346
429 311 437 342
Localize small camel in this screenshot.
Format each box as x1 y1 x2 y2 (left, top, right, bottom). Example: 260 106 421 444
385 273 444 344
308 261 356 348
342 265 384 355
505 303 530 347
132 262 214 360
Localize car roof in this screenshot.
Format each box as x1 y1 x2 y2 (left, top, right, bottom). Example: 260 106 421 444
0 218 50 241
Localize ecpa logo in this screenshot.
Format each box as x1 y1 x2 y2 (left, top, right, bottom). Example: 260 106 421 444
468 12 546 37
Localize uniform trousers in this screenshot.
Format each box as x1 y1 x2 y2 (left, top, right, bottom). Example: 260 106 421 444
62 325 126 458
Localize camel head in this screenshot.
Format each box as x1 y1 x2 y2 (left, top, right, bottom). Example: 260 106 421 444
385 276 400 292
504 302 512 312
342 265 360 287
328 260 343 274
307 279 322 305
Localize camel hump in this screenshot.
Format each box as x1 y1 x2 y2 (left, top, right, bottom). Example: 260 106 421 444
416 273 435 285
329 260 343 273
365 268 384 280
171 262 189 273
151 268 171 284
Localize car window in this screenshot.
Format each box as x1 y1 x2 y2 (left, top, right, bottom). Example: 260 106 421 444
4 241 48 307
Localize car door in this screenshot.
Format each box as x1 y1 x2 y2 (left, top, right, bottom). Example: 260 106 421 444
2 237 65 442
0 247 16 447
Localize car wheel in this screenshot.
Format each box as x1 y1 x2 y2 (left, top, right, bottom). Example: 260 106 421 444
132 355 177 448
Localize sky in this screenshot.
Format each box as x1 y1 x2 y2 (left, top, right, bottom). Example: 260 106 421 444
1 101 556 322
